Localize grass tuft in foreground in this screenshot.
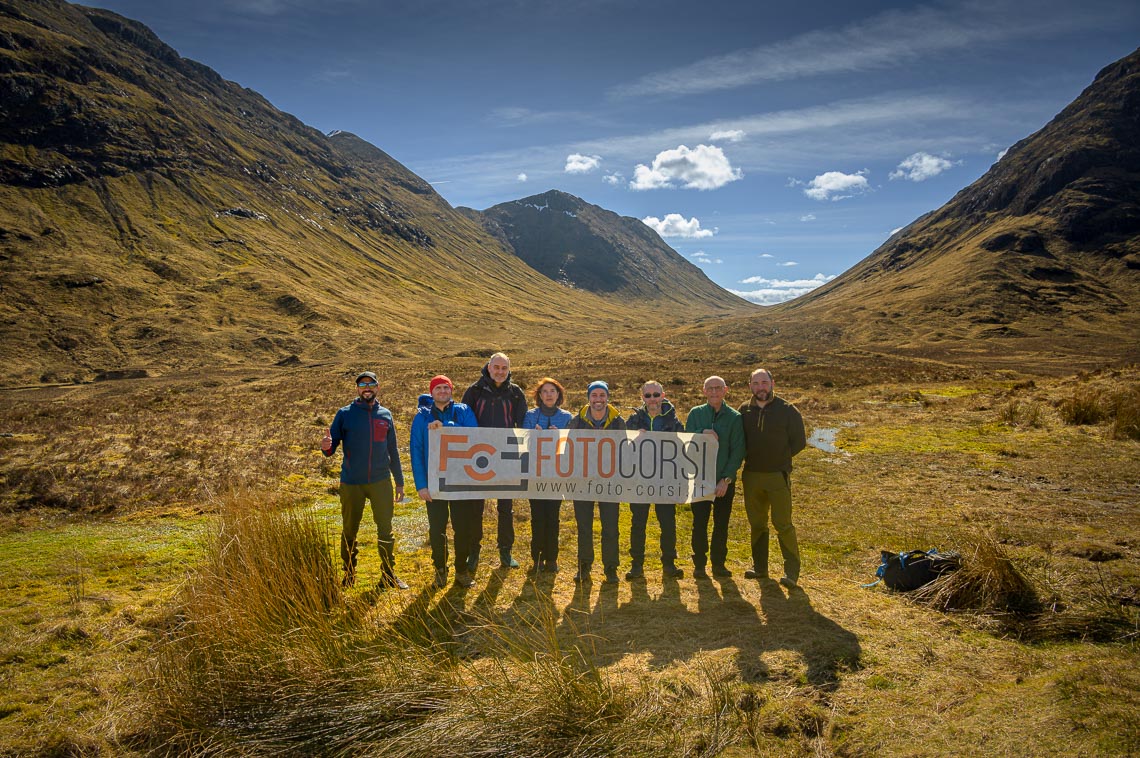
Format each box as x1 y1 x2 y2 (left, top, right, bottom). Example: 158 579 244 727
140 498 751 756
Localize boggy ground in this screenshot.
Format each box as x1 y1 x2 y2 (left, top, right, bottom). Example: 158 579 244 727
0 357 1137 755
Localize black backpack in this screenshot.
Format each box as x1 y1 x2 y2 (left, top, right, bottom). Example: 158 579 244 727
876 549 960 591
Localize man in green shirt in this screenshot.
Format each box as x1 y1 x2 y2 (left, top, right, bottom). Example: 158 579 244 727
685 375 746 579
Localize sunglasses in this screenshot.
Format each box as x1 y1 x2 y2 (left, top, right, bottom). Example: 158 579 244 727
643 392 662 398
357 381 378 388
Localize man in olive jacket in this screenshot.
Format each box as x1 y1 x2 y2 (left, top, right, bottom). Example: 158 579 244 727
738 368 806 587
684 375 746 579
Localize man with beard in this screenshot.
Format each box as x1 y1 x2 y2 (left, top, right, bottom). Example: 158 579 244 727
568 380 626 584
738 368 806 588
321 371 407 590
461 352 527 570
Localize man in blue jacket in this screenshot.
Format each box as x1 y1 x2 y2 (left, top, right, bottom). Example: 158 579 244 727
321 371 407 590
411 375 482 589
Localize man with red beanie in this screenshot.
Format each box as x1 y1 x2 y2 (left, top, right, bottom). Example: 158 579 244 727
410 374 481 588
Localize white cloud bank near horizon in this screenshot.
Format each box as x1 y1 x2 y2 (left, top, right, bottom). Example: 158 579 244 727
731 273 837 305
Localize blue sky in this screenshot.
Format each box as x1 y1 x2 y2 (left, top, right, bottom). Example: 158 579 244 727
85 0 1140 304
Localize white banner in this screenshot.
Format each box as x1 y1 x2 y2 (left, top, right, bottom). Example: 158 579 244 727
427 427 718 503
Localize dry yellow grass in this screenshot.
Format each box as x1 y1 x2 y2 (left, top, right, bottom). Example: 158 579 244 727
1 360 1137 755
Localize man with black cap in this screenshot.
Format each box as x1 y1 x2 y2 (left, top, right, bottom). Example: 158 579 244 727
321 371 407 590
461 352 527 570
567 380 626 584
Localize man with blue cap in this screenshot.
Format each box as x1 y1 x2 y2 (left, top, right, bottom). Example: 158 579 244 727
567 380 626 584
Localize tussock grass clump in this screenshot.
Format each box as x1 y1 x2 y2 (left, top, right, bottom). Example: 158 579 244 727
1058 389 1107 426
1108 385 1140 440
141 498 687 756
912 533 1040 617
997 398 1044 427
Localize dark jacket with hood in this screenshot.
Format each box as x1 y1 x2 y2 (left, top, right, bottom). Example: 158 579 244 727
324 399 405 487
462 364 527 429
410 393 478 492
626 400 684 433
738 395 806 474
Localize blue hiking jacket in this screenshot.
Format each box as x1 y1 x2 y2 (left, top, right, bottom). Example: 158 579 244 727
324 399 404 486
410 394 479 491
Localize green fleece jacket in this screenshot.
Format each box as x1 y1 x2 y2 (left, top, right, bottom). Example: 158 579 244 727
737 395 806 474
684 402 746 482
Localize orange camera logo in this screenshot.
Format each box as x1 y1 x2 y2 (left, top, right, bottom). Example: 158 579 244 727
439 433 498 481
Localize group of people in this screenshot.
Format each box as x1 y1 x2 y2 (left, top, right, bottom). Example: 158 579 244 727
321 352 807 592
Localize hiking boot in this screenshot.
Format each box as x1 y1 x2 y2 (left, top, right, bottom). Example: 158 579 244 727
712 565 733 578
692 566 709 579
604 568 620 584
744 569 769 580
625 564 644 581
455 572 475 588
433 568 448 589
527 563 541 576
466 546 481 574
500 550 519 569
662 563 684 579
779 576 798 589
574 566 592 583
543 561 559 574
380 573 409 590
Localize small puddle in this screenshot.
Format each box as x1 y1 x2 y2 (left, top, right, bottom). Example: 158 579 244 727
808 427 840 453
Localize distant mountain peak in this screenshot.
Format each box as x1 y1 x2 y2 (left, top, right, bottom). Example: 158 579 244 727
467 191 747 309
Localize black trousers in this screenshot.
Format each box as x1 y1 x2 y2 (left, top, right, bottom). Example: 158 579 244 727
573 500 619 571
691 483 735 568
427 499 482 572
529 499 561 565
628 503 678 566
496 497 514 552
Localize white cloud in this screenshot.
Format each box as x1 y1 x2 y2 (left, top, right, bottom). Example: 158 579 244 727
609 0 1127 99
799 214 816 221
603 172 624 185
516 173 528 182
889 151 957 181
565 154 602 174
731 273 837 305
642 213 716 239
691 251 723 264
778 261 798 267
996 147 1010 161
709 129 745 142
760 253 774 258
804 170 870 201
630 144 742 191
890 226 904 236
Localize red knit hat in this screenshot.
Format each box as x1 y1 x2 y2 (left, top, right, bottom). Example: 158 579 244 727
429 375 453 393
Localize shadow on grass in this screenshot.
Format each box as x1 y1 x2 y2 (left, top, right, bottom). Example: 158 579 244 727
498 573 861 690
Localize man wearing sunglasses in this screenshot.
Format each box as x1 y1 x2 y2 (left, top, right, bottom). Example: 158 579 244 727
321 371 407 590
625 380 685 581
